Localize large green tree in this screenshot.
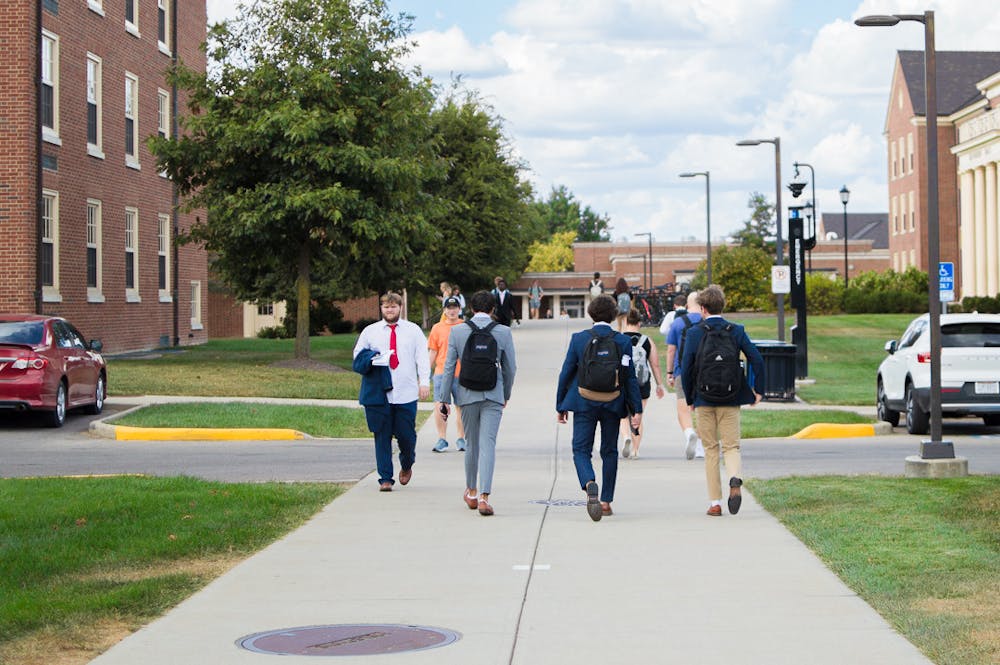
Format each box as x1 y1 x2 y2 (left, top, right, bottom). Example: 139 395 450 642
150 0 438 357
730 191 775 252
533 185 611 242
693 245 773 311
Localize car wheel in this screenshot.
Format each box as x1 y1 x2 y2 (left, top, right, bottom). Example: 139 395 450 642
877 378 900 427
905 383 929 435
45 381 67 428
984 414 1000 427
84 373 105 415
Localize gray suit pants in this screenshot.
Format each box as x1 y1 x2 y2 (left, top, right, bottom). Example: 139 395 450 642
460 400 504 494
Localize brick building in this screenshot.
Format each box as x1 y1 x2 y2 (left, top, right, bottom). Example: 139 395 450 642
0 0 208 353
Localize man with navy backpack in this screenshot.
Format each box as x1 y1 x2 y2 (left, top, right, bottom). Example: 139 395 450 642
437 290 517 516
556 295 643 521
680 285 765 517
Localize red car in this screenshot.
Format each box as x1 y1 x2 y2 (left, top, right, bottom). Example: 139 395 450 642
0 314 107 427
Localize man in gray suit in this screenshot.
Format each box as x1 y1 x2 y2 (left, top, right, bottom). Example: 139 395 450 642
437 290 517 516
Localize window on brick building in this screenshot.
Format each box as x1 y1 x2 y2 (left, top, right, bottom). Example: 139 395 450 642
157 88 170 138
41 31 60 143
891 196 898 234
125 208 139 300
890 142 897 179
898 138 905 176
88 0 103 16
158 0 171 54
125 73 139 167
190 281 203 329
86 200 104 301
41 191 61 301
125 0 139 35
258 303 274 316
158 214 172 301
907 133 914 173
86 54 104 158
909 191 916 230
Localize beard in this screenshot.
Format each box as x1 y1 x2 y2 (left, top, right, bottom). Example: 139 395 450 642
382 311 400 324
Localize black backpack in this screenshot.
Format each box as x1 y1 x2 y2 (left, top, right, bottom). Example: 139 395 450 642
459 321 499 391
676 312 694 360
694 322 743 403
577 329 622 402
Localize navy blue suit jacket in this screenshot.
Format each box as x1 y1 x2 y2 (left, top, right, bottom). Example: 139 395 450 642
353 348 393 406
680 316 765 407
556 324 643 417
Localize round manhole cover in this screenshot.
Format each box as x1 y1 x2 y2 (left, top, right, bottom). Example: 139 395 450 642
237 624 460 656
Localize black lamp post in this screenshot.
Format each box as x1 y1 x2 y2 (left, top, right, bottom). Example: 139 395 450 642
634 232 652 290
737 137 785 341
792 161 818 270
857 10 950 458
679 171 712 284
840 185 850 288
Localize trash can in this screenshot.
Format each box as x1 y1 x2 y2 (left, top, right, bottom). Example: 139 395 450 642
750 340 797 401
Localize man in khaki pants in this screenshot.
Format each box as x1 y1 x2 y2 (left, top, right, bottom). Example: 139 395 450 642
679 285 765 517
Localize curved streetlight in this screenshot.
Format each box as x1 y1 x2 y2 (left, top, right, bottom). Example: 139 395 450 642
856 10 949 457
737 137 785 341
840 185 850 288
679 171 711 284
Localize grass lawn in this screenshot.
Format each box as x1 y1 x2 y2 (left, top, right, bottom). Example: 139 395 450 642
0 476 342 664
739 408 871 438
748 475 1000 665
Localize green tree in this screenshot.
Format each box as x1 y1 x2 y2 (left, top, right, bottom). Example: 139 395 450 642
702 245 773 311
533 185 611 242
525 230 576 272
150 0 438 358
730 192 775 252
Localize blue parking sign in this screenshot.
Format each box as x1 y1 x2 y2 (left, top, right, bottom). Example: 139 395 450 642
939 262 954 302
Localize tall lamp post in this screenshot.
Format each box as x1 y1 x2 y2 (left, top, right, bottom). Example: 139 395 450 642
857 10 952 460
634 232 652 290
840 185 850 288
792 161 818 270
679 171 712 284
737 137 785 341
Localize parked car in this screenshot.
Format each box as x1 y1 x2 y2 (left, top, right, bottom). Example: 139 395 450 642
876 313 1000 434
0 314 107 427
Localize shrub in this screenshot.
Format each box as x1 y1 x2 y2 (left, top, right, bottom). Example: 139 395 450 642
843 267 927 314
355 318 378 332
804 273 844 314
284 299 348 336
962 295 1000 313
256 325 290 339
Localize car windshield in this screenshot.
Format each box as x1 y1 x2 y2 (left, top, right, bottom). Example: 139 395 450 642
0 321 44 345
941 322 1000 348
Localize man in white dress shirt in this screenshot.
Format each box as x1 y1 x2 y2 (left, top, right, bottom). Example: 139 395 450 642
353 292 431 491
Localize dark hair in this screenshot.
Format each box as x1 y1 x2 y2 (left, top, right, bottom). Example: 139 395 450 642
673 294 687 307
593 272 601 279
587 295 617 323
626 308 642 325
614 278 629 296
698 284 725 315
469 290 495 314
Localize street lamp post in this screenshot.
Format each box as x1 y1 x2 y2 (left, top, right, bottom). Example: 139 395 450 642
857 10 952 459
634 232 652 290
737 137 785 341
792 161 818 270
679 171 712 284
840 185 850 288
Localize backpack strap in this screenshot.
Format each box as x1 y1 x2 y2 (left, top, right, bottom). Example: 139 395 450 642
680 313 693 328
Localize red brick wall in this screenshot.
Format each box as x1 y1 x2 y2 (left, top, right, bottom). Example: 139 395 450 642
2 1 211 353
0 1 39 313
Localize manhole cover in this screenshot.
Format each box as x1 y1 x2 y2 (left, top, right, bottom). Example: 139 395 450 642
531 498 587 507
237 624 460 656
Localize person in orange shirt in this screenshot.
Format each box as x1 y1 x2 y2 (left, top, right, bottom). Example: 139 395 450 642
428 296 467 452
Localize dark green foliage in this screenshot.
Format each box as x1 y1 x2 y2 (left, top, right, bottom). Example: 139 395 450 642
730 191 776 252
533 185 612 242
701 244 773 311
961 295 1000 313
354 318 378 332
803 273 844 315
842 267 927 313
283 299 348 336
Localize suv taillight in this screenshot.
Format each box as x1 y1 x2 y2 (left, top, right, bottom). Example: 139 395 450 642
12 355 48 370
916 352 931 363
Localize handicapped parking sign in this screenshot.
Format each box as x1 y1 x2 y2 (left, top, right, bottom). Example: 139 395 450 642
938 262 954 302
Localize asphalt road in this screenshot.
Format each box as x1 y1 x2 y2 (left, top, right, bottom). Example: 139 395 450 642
2 405 999 482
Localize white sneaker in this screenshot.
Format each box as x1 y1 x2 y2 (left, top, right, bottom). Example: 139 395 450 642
684 430 697 460
622 438 632 459
695 439 705 459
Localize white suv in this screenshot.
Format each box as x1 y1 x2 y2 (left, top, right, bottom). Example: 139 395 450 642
876 313 1000 434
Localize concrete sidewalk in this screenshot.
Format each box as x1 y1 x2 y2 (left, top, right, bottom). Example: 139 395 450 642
90 318 930 664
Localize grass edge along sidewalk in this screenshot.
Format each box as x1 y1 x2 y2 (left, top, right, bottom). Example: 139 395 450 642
0 476 343 665
749 475 1000 665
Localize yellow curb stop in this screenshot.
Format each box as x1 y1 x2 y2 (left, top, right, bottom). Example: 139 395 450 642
113 426 305 441
791 423 876 439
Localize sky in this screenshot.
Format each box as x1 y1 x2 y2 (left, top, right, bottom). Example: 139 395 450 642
205 1 1000 244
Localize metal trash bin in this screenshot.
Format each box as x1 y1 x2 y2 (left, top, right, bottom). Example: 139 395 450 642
750 340 796 401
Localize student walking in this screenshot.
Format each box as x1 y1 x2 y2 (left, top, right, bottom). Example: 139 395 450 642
492 278 518 327
352 292 431 491
528 280 544 319
556 295 643 521
427 296 467 452
437 290 517 516
665 291 705 460
613 278 631 331
620 308 665 459
680 285 765 517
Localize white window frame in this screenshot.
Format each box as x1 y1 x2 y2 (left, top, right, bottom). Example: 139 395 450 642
125 207 140 302
86 53 104 159
86 199 104 302
158 214 172 302
41 189 61 302
125 72 140 168
157 0 171 55
157 88 170 138
41 30 60 144
891 196 898 235
125 0 140 37
890 141 897 179
190 280 203 330
907 133 914 174
87 0 104 17
909 191 916 230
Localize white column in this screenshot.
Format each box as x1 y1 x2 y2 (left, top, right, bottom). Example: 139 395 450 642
974 166 988 295
959 170 976 300
987 162 999 295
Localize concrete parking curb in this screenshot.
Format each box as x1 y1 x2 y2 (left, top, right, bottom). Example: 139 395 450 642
792 421 894 438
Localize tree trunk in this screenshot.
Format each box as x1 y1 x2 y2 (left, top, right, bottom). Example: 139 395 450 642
294 244 311 359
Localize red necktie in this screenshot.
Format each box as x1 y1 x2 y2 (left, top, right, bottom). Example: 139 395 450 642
388 324 399 369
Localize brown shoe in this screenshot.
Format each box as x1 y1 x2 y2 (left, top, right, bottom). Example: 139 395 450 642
379 481 393 492
478 497 494 516
464 489 479 510
399 467 412 485
601 502 613 516
706 504 722 516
